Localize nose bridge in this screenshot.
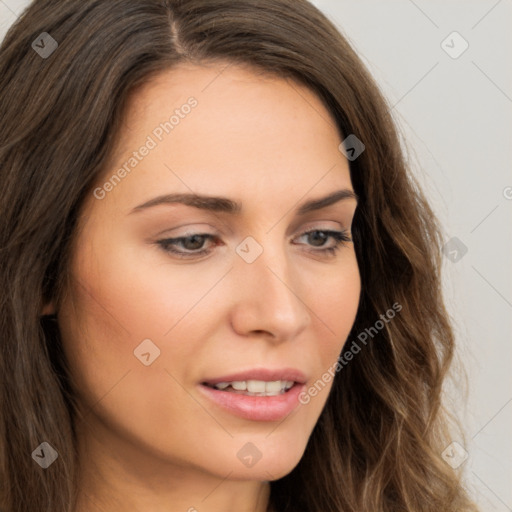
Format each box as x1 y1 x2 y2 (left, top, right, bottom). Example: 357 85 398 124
230 232 310 338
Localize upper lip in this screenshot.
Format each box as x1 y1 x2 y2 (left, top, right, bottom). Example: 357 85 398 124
201 368 308 385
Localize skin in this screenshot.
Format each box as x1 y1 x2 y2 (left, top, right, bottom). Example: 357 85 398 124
44 62 361 512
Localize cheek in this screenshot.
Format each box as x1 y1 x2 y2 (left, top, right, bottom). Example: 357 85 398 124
57 246 209 457
292 259 359 420
57 234 226 406
307 255 361 363
67 234 217 341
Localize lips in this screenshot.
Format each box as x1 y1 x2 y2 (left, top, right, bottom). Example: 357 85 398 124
198 368 307 421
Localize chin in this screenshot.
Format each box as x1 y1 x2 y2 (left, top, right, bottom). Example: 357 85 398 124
208 433 308 481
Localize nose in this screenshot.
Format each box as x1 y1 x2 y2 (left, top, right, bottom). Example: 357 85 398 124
228 239 311 342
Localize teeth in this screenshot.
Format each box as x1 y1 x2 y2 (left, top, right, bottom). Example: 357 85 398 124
212 380 295 396
247 380 266 393
231 381 247 391
263 380 281 394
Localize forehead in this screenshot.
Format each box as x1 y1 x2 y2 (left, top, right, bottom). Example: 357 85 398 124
120 61 341 146
86 62 352 219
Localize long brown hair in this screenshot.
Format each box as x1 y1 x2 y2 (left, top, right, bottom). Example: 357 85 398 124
0 1 477 510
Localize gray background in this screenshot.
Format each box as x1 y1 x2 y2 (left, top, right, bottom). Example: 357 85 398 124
1 0 511 509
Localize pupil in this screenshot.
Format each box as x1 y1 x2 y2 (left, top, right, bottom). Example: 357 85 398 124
185 235 204 250
310 231 326 247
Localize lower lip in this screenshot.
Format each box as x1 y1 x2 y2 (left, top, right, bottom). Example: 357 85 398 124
198 383 305 422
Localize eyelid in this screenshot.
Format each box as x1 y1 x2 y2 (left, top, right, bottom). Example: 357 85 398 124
160 224 347 243
153 223 221 238
161 218 348 236
155 226 352 260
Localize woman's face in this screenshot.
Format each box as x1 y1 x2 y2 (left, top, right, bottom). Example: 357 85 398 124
57 62 360 484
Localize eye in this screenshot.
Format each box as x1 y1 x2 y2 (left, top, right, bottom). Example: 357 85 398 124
156 233 217 259
155 229 352 259
293 229 352 256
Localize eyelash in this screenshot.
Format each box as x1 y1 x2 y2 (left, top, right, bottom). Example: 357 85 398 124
156 229 352 259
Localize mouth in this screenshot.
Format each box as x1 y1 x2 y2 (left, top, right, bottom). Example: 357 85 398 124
202 379 296 397
198 368 307 421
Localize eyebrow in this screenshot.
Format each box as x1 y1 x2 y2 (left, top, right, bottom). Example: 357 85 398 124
130 188 358 216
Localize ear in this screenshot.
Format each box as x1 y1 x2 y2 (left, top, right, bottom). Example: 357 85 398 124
41 301 56 316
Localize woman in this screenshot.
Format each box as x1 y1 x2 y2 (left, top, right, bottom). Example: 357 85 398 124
0 0 478 510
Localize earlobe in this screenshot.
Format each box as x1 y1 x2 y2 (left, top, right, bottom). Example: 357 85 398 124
41 301 56 316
